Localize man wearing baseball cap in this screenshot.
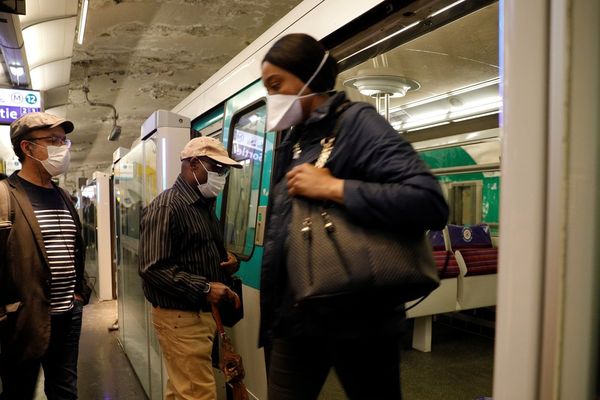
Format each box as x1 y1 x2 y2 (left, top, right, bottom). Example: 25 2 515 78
139 136 243 399
0 112 89 399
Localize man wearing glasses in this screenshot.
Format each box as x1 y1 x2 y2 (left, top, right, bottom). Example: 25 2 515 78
0 112 89 399
139 136 243 399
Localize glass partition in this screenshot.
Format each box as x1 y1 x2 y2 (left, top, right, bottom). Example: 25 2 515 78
81 183 98 292
143 138 164 400
0 126 20 176
114 143 149 393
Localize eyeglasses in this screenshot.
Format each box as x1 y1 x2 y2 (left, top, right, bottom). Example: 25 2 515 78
27 136 72 148
198 159 230 177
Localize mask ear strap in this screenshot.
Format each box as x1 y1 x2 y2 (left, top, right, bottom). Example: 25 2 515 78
23 140 35 156
297 51 329 97
192 168 202 186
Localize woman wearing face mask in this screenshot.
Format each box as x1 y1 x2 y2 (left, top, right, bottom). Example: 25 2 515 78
259 34 449 399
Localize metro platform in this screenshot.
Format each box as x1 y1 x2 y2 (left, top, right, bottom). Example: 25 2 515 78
5 296 493 399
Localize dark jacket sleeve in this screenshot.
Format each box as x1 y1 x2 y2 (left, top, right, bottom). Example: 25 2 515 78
338 105 449 231
138 202 209 305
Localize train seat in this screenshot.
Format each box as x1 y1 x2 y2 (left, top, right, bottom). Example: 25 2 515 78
406 228 460 352
447 224 498 310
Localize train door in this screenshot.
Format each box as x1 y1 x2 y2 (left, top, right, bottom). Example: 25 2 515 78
211 81 273 400
327 1 500 396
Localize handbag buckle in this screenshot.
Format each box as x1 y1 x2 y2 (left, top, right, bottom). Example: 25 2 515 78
320 211 336 233
301 218 312 240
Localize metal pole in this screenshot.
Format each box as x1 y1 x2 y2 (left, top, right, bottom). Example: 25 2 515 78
384 93 390 121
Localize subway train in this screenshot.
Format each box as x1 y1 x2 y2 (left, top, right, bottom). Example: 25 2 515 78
85 0 597 399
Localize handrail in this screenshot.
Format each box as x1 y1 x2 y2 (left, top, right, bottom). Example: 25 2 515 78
431 162 500 176
415 137 499 152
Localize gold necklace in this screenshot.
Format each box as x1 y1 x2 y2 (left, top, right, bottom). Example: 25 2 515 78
292 137 336 167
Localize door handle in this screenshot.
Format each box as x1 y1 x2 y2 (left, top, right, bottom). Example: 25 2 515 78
255 206 267 246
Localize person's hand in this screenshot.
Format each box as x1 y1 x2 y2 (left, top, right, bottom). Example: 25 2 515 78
206 282 241 309
74 294 84 303
220 251 240 275
286 163 344 203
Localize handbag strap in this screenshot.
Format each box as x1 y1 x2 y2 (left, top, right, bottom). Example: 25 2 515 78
211 304 226 335
405 250 450 312
314 101 352 169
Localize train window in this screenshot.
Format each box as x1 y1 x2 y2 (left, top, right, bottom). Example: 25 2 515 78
332 2 499 139
223 103 267 258
192 106 225 139
193 118 224 140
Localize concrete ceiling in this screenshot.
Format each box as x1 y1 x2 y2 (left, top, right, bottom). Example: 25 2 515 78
0 0 499 188
64 0 302 180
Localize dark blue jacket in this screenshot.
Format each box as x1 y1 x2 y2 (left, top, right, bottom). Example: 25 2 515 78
259 92 448 346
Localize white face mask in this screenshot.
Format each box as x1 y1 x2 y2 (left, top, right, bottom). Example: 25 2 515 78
27 143 71 177
266 93 316 132
266 51 330 132
193 161 227 198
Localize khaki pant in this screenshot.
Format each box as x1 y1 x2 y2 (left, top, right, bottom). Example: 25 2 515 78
152 307 217 400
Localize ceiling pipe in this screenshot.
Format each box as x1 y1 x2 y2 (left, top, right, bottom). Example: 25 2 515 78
82 81 121 141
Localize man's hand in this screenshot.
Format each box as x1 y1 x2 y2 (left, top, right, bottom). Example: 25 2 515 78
220 251 240 275
206 282 241 309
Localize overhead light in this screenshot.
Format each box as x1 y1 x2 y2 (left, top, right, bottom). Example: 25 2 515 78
9 65 24 78
396 97 501 131
428 0 467 18
344 75 420 98
339 21 420 63
77 0 89 45
408 121 450 132
391 78 500 112
108 125 122 141
452 110 500 122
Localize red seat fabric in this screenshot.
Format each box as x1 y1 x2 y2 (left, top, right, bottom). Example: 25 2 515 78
458 248 498 276
432 250 460 279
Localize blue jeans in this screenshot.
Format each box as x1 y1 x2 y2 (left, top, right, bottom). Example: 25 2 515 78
0 300 83 400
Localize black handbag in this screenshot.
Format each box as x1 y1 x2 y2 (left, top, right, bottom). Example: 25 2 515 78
287 199 439 304
285 106 440 305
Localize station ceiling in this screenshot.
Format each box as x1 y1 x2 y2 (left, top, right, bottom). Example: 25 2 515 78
0 0 302 184
0 0 499 190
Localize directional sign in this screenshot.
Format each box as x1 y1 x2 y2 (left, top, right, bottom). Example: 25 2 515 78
0 88 42 124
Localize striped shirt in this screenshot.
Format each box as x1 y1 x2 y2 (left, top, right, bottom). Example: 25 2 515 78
139 174 229 311
18 177 76 314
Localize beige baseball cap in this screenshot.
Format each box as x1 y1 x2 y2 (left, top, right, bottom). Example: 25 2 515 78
10 112 74 140
180 137 242 168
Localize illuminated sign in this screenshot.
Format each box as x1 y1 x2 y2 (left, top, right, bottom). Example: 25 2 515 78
232 129 264 162
0 88 42 124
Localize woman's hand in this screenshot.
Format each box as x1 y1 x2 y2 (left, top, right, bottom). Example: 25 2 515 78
286 163 344 203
